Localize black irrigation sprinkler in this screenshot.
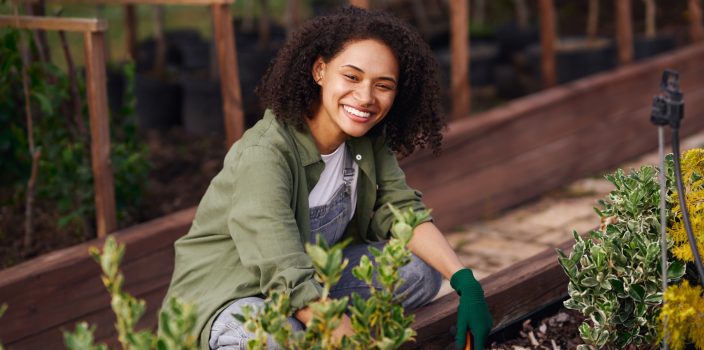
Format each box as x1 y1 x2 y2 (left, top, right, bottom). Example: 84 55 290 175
650 69 704 286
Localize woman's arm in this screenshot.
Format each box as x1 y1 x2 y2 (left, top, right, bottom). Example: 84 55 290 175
406 221 464 279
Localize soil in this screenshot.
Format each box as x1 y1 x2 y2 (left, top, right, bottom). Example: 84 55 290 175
489 305 586 350
0 127 227 269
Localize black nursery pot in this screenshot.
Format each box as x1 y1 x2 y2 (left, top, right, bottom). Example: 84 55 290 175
634 34 675 61
106 66 125 116
525 37 617 85
135 73 183 130
136 29 210 74
433 42 500 88
181 76 224 135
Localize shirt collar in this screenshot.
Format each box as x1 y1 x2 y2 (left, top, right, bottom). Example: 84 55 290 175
270 109 374 175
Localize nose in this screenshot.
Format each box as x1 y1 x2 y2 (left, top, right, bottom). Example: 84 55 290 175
354 83 374 106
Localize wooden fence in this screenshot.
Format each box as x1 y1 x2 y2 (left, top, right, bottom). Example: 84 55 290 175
0 15 117 237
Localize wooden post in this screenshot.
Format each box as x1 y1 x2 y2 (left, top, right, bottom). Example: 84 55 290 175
83 30 117 237
349 0 369 9
615 0 633 65
124 4 137 60
450 0 470 120
1 15 117 237
689 0 704 42
212 3 245 146
537 0 557 87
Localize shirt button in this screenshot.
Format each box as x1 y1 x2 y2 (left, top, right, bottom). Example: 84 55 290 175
355 154 362 161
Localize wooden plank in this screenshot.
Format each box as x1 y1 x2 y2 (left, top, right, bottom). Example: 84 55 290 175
537 0 557 87
404 238 576 348
124 5 137 60
83 30 117 237
689 0 704 42
400 43 704 231
349 0 369 8
27 0 234 4
615 0 634 65
212 3 245 147
0 208 195 347
449 0 470 120
0 15 106 32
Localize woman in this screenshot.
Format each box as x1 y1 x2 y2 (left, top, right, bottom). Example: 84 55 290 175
162 6 492 350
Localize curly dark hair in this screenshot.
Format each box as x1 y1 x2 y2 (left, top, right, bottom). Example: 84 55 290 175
255 6 445 156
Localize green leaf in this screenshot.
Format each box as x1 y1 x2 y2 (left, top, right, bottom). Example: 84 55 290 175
581 277 599 287
667 260 686 280
628 285 645 302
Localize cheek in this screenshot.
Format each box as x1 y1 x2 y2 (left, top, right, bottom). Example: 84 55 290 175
381 94 397 110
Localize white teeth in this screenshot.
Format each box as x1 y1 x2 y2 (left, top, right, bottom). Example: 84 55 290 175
344 105 371 118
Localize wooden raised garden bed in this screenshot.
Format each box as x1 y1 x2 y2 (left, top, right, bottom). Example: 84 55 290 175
2 43 704 349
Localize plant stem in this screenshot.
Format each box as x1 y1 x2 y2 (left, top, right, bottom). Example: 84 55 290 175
58 29 87 136
14 7 40 254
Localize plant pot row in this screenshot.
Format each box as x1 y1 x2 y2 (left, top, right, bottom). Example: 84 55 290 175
107 26 285 135
432 31 675 102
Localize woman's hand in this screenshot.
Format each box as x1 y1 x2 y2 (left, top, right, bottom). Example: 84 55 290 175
331 314 355 342
294 306 355 343
451 268 493 349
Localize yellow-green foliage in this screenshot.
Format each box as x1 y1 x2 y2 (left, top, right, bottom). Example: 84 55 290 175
659 280 704 350
668 149 704 262
63 237 198 350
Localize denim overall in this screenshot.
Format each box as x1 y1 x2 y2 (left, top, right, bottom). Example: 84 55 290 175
209 147 441 350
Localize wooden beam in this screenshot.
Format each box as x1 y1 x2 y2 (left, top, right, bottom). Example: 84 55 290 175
123 4 137 61
537 0 557 88
22 0 234 4
84 30 117 237
349 0 369 8
689 0 704 42
212 3 245 146
0 15 106 32
404 238 575 348
615 0 633 65
450 0 470 120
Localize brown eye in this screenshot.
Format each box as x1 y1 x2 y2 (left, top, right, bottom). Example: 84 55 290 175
344 74 359 82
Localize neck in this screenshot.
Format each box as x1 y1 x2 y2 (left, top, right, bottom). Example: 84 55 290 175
306 115 346 155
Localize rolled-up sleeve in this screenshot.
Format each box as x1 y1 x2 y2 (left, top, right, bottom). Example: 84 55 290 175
369 141 432 240
228 145 321 310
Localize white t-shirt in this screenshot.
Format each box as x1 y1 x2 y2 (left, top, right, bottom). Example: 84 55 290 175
308 143 359 220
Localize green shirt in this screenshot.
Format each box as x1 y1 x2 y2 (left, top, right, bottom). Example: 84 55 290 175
162 110 428 348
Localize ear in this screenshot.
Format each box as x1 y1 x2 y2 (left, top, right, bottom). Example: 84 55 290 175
312 57 325 85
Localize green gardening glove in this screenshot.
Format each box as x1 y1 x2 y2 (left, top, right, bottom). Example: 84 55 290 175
450 268 493 349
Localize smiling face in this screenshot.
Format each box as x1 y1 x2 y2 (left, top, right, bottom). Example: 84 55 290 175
308 39 399 154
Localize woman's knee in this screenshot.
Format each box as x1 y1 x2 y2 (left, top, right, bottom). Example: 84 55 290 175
209 297 302 350
397 254 442 310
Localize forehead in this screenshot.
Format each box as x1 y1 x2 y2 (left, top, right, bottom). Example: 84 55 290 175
329 39 399 78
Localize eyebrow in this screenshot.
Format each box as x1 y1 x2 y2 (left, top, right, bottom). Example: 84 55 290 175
341 64 398 84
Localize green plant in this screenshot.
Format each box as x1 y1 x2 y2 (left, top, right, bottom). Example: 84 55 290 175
0 27 149 240
62 236 198 350
557 165 686 349
560 149 704 349
238 204 429 350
